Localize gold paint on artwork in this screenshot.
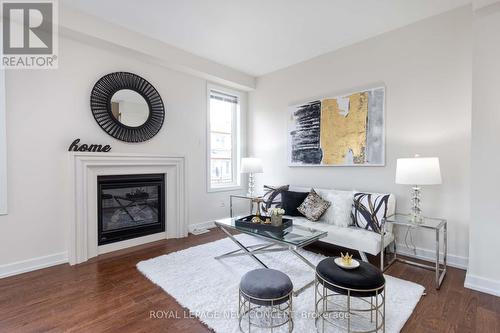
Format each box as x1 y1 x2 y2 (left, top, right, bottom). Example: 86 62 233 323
320 92 368 164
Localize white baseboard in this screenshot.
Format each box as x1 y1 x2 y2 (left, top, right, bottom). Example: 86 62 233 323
0 221 220 279
188 220 217 234
0 252 68 279
464 273 500 297
395 243 468 270
0 221 221 279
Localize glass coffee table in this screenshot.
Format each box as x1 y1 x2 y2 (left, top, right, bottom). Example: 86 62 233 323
214 216 327 296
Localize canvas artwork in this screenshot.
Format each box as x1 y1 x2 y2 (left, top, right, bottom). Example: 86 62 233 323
288 86 385 166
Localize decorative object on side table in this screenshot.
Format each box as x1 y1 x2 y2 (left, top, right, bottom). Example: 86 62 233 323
240 157 263 197
396 155 442 223
381 213 447 289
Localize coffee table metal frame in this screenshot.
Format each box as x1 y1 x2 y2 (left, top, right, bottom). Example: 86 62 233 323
214 218 327 296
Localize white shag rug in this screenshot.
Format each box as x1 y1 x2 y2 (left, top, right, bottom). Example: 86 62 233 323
137 234 424 333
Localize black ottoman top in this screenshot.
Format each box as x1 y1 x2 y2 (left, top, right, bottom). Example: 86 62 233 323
240 268 293 301
316 258 385 297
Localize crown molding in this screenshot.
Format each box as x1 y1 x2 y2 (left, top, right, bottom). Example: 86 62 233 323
59 5 256 91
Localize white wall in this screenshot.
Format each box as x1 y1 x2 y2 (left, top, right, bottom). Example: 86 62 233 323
249 7 472 267
0 35 247 270
0 70 6 215
467 1 500 296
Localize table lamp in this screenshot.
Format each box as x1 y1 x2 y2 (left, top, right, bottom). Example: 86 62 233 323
241 157 263 197
396 155 442 223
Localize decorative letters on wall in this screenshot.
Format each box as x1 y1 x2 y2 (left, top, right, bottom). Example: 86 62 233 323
68 139 111 153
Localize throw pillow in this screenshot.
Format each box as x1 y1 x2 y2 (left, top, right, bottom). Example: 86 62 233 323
351 192 391 234
298 189 331 221
320 190 355 227
281 190 309 216
261 184 290 213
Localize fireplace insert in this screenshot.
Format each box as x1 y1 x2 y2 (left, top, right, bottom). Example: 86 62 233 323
97 174 165 245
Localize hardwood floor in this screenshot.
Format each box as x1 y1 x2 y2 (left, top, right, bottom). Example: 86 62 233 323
0 229 498 332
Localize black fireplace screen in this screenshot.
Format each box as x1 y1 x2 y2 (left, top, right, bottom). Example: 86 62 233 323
98 174 165 245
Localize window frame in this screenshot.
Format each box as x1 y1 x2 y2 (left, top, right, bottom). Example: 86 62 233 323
0 70 7 215
206 83 242 193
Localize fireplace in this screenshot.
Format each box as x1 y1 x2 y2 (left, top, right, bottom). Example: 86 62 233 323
97 174 165 245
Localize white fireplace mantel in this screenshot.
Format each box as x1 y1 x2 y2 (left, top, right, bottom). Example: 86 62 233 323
69 153 188 265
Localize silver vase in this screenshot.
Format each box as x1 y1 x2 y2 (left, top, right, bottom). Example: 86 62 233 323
271 215 283 226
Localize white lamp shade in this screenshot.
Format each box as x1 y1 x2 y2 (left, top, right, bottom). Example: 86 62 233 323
396 157 442 185
241 158 263 173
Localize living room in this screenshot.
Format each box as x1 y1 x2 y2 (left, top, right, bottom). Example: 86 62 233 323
0 1 498 332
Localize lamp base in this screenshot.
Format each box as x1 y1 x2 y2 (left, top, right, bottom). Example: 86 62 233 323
410 185 423 224
410 214 424 224
247 173 255 197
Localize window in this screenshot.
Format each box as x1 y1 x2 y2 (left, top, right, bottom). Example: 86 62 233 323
207 85 241 191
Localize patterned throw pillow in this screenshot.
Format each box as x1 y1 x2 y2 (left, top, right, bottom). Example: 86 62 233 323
261 184 290 213
351 193 390 234
298 189 331 222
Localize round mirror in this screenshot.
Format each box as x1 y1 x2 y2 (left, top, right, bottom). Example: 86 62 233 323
91 72 165 142
110 89 150 127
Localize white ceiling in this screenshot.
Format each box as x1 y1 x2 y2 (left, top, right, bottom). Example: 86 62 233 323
64 0 470 76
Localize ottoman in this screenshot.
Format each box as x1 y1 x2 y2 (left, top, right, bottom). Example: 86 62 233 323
239 268 293 332
315 258 385 333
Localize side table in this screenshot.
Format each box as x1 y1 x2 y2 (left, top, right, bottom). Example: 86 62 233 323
381 213 447 289
229 194 263 217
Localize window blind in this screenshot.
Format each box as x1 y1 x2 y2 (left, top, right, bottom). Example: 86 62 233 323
210 90 238 104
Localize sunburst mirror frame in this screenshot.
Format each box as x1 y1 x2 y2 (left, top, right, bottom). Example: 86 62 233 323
90 72 165 142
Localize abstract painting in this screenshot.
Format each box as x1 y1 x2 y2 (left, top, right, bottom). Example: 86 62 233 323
288 86 385 166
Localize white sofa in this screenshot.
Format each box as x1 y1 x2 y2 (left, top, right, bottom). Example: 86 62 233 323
285 186 396 265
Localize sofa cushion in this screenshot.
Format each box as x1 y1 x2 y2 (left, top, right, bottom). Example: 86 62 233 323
318 190 355 227
281 190 308 216
297 189 331 221
290 216 394 256
352 192 391 234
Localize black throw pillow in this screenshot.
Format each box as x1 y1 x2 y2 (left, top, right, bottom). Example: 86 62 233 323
281 190 309 216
